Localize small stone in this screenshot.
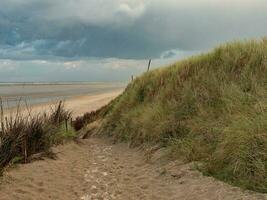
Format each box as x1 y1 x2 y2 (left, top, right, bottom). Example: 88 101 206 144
102 172 108 176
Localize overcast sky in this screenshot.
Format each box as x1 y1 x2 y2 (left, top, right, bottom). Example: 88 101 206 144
0 0 267 82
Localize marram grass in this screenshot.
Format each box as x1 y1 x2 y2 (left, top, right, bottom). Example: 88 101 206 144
0 101 74 171
82 39 267 192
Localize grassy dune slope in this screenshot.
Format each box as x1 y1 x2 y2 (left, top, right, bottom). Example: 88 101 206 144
94 39 267 192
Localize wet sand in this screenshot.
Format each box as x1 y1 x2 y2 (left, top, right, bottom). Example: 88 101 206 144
0 82 125 110
5 89 123 118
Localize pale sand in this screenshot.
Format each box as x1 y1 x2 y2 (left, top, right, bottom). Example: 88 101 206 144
0 91 267 200
5 89 123 118
57 89 123 117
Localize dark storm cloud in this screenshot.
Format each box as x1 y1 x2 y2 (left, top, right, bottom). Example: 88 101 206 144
0 0 267 60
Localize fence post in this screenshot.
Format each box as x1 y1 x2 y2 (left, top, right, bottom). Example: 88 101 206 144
147 59 152 72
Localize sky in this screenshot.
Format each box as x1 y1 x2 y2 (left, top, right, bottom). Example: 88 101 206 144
0 0 267 82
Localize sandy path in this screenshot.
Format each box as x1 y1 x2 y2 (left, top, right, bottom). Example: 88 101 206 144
0 138 267 200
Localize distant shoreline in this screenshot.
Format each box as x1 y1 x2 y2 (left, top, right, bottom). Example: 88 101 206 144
5 89 123 118
0 82 125 110
0 81 126 86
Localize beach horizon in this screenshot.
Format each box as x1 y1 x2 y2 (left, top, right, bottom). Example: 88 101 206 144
3 88 123 119
0 82 125 112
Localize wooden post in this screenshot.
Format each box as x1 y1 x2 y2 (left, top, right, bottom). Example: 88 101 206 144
147 59 152 72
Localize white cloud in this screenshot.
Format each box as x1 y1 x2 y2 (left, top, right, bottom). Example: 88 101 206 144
117 2 146 19
40 0 148 26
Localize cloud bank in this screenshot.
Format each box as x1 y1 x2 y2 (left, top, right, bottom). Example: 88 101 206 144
0 0 267 60
0 0 267 81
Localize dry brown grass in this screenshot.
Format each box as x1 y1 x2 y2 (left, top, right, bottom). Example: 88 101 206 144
0 101 74 172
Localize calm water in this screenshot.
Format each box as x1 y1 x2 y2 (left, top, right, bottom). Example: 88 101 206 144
0 82 125 109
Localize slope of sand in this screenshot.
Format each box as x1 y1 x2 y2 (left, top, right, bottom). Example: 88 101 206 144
0 91 267 200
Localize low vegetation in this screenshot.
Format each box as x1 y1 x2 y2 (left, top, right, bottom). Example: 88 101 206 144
87 39 267 192
73 98 121 131
0 101 75 172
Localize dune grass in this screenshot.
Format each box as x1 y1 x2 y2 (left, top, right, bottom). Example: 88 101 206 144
91 39 267 192
0 101 74 172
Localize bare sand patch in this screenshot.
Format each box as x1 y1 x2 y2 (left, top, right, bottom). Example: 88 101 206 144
1 138 267 200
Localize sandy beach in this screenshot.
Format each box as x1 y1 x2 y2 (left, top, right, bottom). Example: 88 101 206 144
4 89 123 118
63 90 122 117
